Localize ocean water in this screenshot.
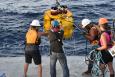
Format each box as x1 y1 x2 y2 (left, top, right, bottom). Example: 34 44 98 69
0 0 115 57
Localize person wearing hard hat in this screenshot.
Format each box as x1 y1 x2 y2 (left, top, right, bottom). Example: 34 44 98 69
24 20 42 77
81 19 100 43
48 20 69 77
96 18 114 77
81 19 100 75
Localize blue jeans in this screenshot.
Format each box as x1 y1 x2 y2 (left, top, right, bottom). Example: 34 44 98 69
50 52 69 77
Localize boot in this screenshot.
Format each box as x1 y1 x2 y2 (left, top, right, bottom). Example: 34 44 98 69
82 70 91 75
110 74 114 77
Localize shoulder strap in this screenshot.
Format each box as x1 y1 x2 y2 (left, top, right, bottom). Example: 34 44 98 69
35 32 41 45
98 31 106 38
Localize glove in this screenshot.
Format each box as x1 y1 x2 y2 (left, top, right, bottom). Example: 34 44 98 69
95 48 99 51
81 32 87 35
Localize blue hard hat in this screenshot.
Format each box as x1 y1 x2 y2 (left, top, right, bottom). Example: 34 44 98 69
51 20 59 27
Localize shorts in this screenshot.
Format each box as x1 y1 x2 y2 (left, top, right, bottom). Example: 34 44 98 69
100 50 113 64
25 45 41 65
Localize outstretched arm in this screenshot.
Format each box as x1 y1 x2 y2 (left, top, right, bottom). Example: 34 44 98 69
39 32 48 37
85 27 98 43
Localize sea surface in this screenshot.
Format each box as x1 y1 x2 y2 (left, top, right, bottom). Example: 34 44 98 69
0 0 115 57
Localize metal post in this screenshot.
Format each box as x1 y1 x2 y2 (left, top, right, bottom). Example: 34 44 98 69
85 40 88 55
112 19 115 40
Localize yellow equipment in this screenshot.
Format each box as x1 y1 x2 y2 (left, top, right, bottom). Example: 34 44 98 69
44 9 74 39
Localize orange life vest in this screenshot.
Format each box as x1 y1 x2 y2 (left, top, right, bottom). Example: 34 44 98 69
26 28 39 44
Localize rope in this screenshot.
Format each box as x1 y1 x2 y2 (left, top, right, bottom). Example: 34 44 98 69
85 40 88 55
56 0 60 6
91 50 102 77
85 49 108 77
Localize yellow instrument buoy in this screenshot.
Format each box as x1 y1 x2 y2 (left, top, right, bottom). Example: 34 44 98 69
44 9 74 39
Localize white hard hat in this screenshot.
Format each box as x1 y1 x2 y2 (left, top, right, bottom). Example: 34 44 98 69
30 19 41 27
81 19 91 28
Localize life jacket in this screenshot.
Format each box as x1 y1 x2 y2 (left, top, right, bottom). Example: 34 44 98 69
26 28 41 45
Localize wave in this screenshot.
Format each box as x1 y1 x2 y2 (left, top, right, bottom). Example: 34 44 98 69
95 3 113 7
0 0 115 57
0 10 43 16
